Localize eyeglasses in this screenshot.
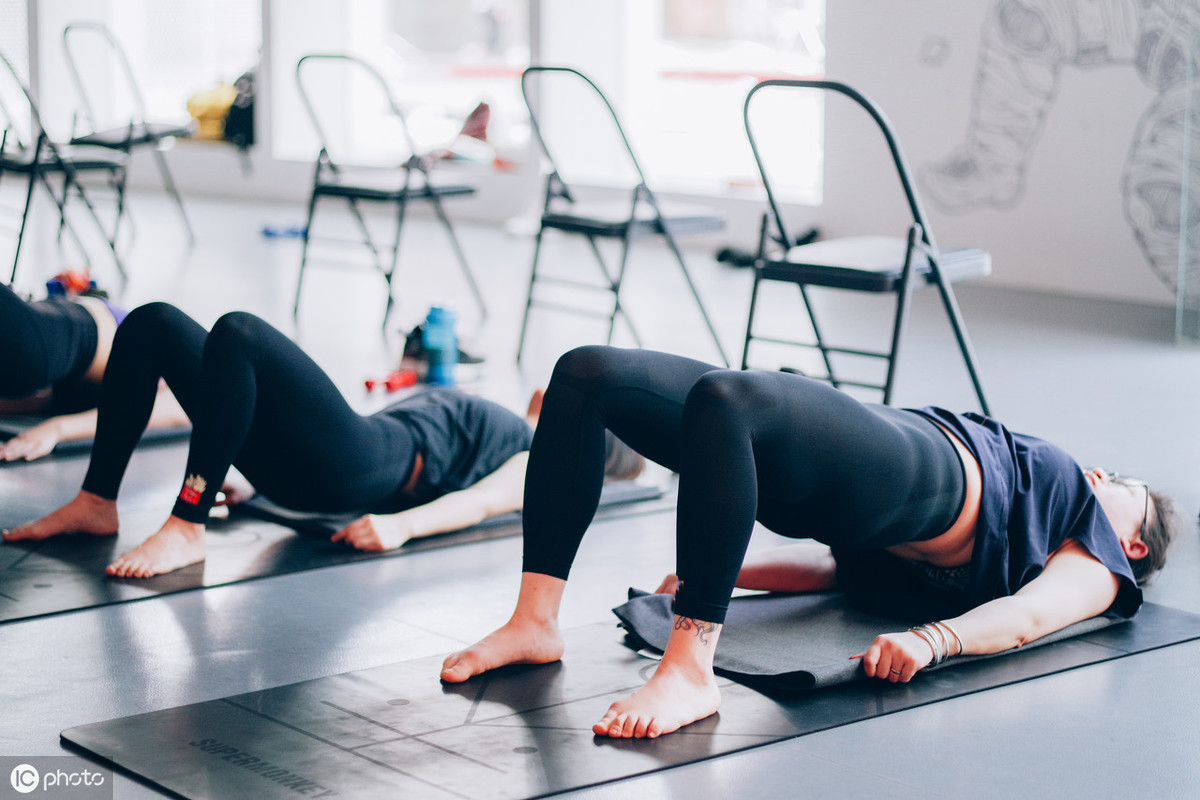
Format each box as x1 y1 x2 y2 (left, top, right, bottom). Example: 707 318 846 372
1106 472 1149 538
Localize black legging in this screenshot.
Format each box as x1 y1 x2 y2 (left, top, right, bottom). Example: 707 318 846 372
521 346 966 624
82 303 418 523
0 282 97 399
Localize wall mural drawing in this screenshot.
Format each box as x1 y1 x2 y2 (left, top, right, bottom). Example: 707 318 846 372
919 0 1199 297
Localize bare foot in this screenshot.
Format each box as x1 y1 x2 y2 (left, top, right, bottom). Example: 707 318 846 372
592 659 722 739
525 388 545 424
3 490 119 542
106 516 206 578
440 617 565 683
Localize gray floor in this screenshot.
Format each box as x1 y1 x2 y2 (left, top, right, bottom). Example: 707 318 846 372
2 187 1199 799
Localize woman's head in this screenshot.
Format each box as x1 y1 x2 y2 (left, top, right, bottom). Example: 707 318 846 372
1086 468 1179 585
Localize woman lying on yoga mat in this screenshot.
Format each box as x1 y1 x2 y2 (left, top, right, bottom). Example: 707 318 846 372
2 304 643 577
440 345 1179 739
0 281 187 461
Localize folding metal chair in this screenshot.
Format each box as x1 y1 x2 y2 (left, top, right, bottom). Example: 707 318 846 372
292 54 486 329
0 51 127 284
62 22 194 243
516 66 729 367
741 79 991 413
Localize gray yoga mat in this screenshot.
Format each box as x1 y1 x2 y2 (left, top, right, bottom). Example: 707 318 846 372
614 590 1119 690
0 440 668 624
232 479 666 538
0 415 191 458
61 603 1200 800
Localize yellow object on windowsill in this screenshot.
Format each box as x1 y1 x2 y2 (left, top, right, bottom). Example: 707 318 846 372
186 82 237 141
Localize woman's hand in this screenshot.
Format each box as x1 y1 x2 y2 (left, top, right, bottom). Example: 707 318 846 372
860 631 936 683
0 420 62 462
215 476 256 506
331 514 416 552
655 573 682 595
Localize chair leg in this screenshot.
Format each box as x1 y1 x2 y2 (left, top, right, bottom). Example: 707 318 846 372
35 172 95 275
152 144 194 244
108 165 129 247
427 192 487 321
515 226 547 365
741 270 764 370
9 172 38 283
346 198 384 276
659 224 729 367
606 228 642 347
930 270 992 415
381 195 409 334
65 172 127 280
797 285 838 387
293 191 320 322
882 284 916 406
582 233 643 348
881 225 922 406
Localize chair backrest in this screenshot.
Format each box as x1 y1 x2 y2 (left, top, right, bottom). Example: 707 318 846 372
520 66 648 198
0 50 48 155
295 54 420 168
62 22 150 133
744 79 937 254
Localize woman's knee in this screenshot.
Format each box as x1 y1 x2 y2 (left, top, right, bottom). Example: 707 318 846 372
206 311 272 352
550 345 622 387
115 302 189 344
686 370 774 415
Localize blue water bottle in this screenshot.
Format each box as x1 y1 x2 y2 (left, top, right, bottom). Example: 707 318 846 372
422 306 458 386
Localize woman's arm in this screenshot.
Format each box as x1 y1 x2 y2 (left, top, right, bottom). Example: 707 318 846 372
331 451 529 551
861 538 1121 682
736 541 839 593
654 540 838 596
0 409 96 461
0 384 189 462
0 390 52 416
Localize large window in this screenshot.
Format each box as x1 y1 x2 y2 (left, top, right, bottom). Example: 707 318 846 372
0 0 28 81
33 0 260 140
18 1 823 207
270 0 530 167
0 0 30 142
539 0 825 202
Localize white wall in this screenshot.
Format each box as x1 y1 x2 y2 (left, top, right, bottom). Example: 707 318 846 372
823 1 1179 307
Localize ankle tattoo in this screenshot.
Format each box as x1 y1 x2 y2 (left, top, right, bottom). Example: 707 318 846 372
673 616 720 646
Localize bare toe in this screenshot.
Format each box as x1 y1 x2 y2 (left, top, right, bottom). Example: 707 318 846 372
592 708 619 736
105 518 205 578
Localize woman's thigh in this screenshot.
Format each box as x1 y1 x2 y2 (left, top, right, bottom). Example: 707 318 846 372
201 313 410 509
544 345 722 471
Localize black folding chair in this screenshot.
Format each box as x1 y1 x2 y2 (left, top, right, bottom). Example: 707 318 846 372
0 51 127 284
516 66 729 367
292 54 486 329
741 79 991 413
62 22 194 243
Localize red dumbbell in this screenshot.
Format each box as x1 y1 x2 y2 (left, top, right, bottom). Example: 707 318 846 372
365 369 418 392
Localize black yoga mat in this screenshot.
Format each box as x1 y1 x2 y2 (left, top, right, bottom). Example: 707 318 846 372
0 441 668 624
231 479 666 538
0 415 191 458
614 589 1118 690
61 603 1200 800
